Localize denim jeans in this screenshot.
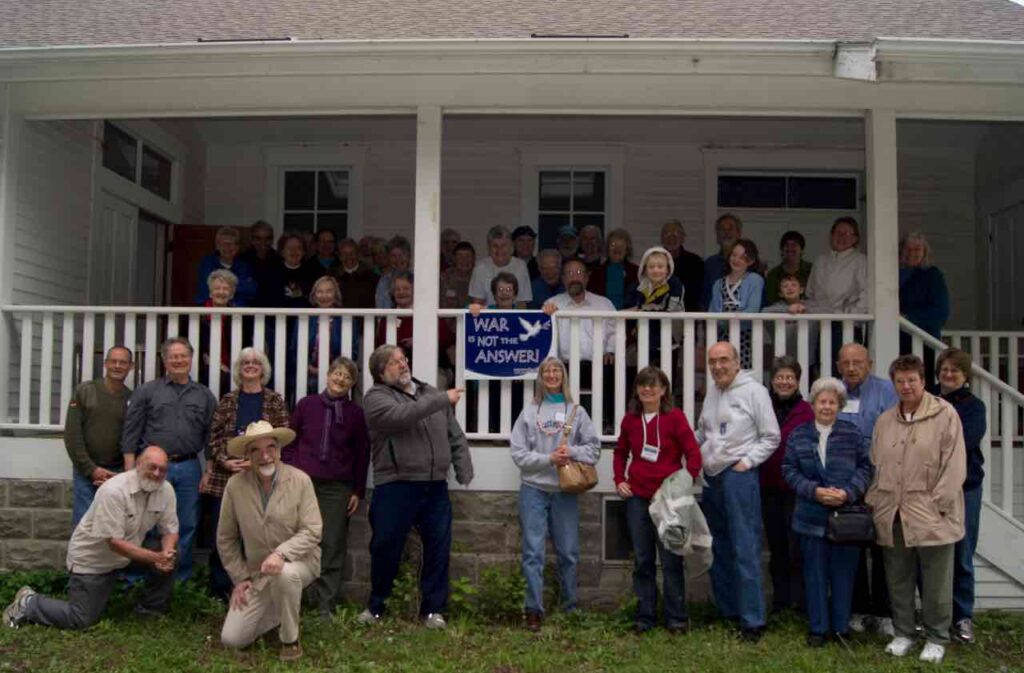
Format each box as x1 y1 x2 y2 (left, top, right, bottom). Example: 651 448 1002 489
701 466 766 630
625 496 687 628
71 471 100 528
368 480 452 617
953 485 983 621
518 484 580 615
799 534 860 636
167 456 202 582
761 487 803 611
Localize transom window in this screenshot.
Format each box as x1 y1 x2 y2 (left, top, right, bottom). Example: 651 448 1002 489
102 121 174 200
537 169 606 249
718 172 859 210
282 169 349 236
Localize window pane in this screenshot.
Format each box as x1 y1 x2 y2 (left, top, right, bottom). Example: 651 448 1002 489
141 146 172 199
787 176 858 210
103 122 137 182
537 213 571 251
603 499 632 562
284 171 316 210
573 171 605 212
572 214 604 233
539 171 571 211
317 170 349 210
316 212 348 238
718 175 786 208
283 212 315 234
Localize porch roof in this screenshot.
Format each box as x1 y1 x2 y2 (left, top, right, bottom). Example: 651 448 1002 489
1 0 1023 49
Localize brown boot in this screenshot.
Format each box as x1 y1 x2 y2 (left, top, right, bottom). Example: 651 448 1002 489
279 641 303 662
526 612 543 633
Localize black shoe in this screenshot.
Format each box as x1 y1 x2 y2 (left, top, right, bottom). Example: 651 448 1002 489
739 627 764 643
634 622 655 635
806 633 827 648
666 620 691 635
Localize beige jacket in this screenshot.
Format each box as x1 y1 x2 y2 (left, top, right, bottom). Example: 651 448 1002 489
865 392 966 548
217 463 323 585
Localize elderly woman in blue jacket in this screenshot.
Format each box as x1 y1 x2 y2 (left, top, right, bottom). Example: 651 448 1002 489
782 376 873 647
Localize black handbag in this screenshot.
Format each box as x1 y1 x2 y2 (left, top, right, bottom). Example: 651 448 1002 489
825 504 876 545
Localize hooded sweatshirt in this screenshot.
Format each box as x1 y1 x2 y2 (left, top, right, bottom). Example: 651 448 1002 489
697 370 781 477
509 399 601 492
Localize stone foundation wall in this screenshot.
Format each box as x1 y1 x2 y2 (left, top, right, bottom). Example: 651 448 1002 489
1 479 711 609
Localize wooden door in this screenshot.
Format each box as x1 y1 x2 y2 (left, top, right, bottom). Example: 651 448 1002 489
169 225 252 306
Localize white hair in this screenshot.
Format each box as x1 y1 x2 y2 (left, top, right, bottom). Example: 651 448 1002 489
232 347 272 387
809 376 848 408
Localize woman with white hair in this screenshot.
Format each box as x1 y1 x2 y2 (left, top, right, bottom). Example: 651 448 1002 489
899 231 950 383
509 357 601 632
782 377 873 647
201 347 289 600
199 268 241 393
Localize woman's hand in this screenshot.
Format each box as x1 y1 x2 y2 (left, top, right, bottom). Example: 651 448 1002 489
347 494 360 517
616 482 633 499
549 444 571 467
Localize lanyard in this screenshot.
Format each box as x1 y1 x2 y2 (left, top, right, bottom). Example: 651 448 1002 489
641 412 661 448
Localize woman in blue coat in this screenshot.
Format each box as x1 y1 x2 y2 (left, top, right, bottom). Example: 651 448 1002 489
782 376 873 647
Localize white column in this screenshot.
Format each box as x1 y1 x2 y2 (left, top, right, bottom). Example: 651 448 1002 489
865 109 900 377
0 87 21 423
411 105 442 384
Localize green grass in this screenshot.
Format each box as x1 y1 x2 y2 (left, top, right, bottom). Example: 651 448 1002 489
2 589 1023 673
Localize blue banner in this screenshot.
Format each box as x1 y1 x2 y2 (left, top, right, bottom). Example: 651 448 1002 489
464 311 554 379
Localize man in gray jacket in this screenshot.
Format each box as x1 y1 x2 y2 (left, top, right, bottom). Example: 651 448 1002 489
357 344 473 629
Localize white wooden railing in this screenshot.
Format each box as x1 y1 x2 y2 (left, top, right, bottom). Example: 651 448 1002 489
905 320 1023 520
944 330 1024 395
4 305 872 443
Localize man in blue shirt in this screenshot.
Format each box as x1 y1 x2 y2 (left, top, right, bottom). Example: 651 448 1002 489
529 249 565 309
836 341 899 637
701 213 742 309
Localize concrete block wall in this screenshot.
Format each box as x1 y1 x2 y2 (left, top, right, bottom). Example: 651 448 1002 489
0 479 73 571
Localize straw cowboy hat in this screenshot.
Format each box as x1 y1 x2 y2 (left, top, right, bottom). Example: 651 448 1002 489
226 420 296 458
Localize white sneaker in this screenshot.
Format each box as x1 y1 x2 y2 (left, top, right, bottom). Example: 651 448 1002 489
876 617 896 638
356 609 381 626
885 636 916 657
423 613 447 630
848 614 867 633
919 642 945 663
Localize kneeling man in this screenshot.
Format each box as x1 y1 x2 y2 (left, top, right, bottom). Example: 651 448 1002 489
218 421 322 662
3 446 178 629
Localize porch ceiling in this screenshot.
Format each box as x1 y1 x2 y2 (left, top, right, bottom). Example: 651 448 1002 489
1 0 1023 48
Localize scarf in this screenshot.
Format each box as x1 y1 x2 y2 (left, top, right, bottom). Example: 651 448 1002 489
318 391 347 462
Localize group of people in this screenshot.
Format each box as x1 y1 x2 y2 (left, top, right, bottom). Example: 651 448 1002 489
2 324 984 666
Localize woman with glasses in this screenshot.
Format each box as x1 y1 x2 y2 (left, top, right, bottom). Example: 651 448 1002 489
202 347 289 600
284 356 370 621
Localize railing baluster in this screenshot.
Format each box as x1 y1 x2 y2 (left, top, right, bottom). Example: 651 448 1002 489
253 315 266 355
774 319 786 357
978 379 992 505
82 312 95 382
231 315 243 373
728 319 740 353
990 336 1000 377
103 312 115 360
477 380 490 433
637 319 650 370
820 319 832 378
911 334 923 359
39 313 54 425
500 380 512 435
296 316 310 399
1009 336 1019 393
362 316 375 395
385 315 398 344
209 315 222 399
123 314 136 370
18 315 33 424
318 315 330 392
188 314 200 381
592 317 605 434
797 321 809 395
751 320 764 383
145 314 158 380
569 317 581 403
60 312 74 425
341 316 353 359
165 312 179 338
683 320 696 423
274 315 287 395
614 318 627 435
1001 395 1014 513
455 313 467 430
842 319 854 345
970 335 981 366
660 318 672 379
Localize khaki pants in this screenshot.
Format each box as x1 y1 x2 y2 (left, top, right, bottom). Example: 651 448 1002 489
882 520 955 645
221 561 317 648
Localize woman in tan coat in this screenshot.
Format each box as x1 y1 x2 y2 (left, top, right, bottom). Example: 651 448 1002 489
866 354 966 664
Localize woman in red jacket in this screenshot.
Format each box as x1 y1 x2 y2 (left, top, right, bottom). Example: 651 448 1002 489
760 355 815 613
614 365 702 634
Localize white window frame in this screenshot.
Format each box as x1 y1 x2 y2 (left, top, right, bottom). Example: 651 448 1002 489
94 119 186 224
519 145 625 237
263 144 367 239
702 148 864 256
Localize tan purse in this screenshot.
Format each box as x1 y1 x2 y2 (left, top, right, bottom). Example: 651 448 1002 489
557 405 599 493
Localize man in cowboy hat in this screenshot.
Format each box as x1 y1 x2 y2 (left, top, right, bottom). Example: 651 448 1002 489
217 421 322 662
3 446 177 630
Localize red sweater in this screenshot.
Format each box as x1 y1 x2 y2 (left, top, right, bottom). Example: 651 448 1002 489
614 408 702 500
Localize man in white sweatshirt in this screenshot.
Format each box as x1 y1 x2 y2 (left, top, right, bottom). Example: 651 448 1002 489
697 342 781 641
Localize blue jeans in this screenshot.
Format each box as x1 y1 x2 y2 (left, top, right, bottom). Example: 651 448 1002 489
518 484 579 615
71 471 100 528
702 466 766 630
368 481 452 617
799 534 860 636
953 486 983 621
167 457 202 582
625 495 687 628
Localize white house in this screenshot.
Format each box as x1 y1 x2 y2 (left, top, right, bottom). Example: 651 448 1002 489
0 0 1022 607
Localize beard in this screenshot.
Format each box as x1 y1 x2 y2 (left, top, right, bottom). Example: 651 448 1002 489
567 281 585 299
139 477 161 493
258 464 277 477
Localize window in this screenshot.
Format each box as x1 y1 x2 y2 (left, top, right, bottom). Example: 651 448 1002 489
102 122 175 201
718 172 858 210
282 169 349 236
537 169 606 250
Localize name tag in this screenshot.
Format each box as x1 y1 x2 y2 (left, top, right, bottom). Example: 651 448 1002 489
842 399 861 414
641 444 660 463
554 412 566 423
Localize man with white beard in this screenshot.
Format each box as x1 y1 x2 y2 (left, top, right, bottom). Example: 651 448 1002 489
357 345 473 629
3 446 178 630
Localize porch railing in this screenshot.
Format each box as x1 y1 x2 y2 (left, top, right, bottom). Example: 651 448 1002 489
905 320 1023 521
944 330 1024 394
3 304 870 443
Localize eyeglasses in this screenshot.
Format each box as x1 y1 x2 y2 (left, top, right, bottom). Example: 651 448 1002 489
773 374 797 383
241 359 262 366
387 356 409 368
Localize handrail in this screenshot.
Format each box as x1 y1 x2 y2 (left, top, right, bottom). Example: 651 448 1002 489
945 329 1024 338
1 305 413 317
439 308 874 322
901 318 1024 406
